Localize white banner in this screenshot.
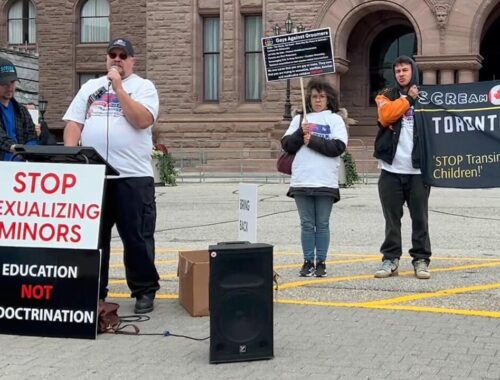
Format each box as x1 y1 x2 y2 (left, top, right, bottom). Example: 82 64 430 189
0 162 105 249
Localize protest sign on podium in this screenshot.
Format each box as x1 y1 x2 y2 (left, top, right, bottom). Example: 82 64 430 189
0 146 116 339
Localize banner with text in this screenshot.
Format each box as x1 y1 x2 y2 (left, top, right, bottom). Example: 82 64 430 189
415 80 500 188
0 162 105 249
0 246 100 339
261 27 335 82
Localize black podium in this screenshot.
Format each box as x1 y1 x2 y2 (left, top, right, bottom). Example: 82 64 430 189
13 145 119 176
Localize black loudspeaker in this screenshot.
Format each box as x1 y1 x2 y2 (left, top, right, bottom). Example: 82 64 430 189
209 242 273 364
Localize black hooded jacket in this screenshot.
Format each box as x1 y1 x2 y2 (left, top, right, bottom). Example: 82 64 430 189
373 55 422 168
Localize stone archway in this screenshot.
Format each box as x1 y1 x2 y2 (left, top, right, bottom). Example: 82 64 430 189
317 1 420 135
479 2 500 81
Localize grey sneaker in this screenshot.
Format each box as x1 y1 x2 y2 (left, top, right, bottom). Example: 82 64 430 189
299 260 315 277
414 259 431 279
374 258 399 278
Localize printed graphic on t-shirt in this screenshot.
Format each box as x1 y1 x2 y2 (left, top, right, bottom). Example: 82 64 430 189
402 106 415 130
87 92 124 119
309 123 331 139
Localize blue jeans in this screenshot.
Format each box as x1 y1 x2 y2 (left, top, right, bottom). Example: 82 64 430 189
294 195 334 262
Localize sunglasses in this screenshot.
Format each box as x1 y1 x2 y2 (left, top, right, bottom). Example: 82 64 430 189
108 52 128 60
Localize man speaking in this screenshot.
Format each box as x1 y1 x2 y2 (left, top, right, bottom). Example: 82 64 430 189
63 38 160 314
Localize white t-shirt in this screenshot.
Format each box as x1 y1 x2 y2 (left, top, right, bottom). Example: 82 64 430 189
379 98 421 174
63 74 159 178
283 110 348 188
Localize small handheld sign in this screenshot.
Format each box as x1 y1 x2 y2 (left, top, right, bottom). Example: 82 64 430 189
262 27 336 121
261 27 335 82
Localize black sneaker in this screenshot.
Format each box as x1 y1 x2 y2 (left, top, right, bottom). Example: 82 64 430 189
299 260 315 277
315 261 327 277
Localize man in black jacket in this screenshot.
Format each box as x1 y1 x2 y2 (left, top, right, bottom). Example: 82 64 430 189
373 55 432 280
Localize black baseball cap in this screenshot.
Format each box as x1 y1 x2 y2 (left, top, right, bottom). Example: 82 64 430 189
107 38 134 57
0 57 19 85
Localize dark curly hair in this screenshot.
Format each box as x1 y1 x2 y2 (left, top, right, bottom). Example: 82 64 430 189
304 77 339 113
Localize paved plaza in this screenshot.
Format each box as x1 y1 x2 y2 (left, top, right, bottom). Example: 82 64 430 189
1 182 500 379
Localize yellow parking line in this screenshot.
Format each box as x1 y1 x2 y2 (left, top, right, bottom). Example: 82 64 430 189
105 293 500 318
370 304 500 318
258 251 500 261
109 259 177 268
275 298 500 318
108 292 178 300
109 273 177 284
279 261 500 290
275 257 379 270
279 274 374 289
363 283 500 306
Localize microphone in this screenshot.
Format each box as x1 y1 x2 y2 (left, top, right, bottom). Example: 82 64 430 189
107 66 119 88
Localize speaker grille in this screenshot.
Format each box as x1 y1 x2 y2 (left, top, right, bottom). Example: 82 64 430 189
218 290 268 343
209 242 273 363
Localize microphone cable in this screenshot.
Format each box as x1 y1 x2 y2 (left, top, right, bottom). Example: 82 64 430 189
106 80 112 162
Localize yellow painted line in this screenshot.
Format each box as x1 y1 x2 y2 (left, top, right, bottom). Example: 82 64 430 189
271 252 500 261
109 273 177 284
279 261 500 290
275 257 379 270
275 251 379 258
111 248 500 262
110 259 178 268
105 293 500 318
109 279 127 285
160 273 178 279
428 261 500 272
363 283 500 306
275 298 500 318
280 274 374 289
369 304 500 318
110 249 178 256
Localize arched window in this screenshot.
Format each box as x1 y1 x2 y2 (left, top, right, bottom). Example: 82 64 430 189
369 25 416 103
8 0 36 44
81 0 110 43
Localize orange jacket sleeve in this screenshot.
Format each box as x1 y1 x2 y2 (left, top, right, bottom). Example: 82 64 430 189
375 93 411 128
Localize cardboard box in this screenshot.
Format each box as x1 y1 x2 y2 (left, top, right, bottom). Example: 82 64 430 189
178 250 209 317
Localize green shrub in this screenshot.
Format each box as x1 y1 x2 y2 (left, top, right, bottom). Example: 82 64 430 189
152 145 177 186
342 151 359 187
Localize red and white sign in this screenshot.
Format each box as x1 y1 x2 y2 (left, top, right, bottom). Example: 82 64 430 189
0 162 105 249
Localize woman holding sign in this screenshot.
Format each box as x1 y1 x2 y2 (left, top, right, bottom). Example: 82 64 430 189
281 77 348 277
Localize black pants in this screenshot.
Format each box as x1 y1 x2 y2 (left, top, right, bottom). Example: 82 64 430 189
378 170 432 263
99 177 160 299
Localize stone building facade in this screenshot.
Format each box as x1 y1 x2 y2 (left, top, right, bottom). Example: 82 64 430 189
1 0 499 159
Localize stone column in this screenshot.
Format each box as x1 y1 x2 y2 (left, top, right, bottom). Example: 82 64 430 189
458 69 475 83
335 57 349 103
440 69 455 84
414 54 482 86
422 70 437 85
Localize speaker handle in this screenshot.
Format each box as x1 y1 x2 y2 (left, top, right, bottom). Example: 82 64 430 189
216 241 250 245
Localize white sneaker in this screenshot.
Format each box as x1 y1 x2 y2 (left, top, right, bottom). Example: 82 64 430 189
374 258 399 278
